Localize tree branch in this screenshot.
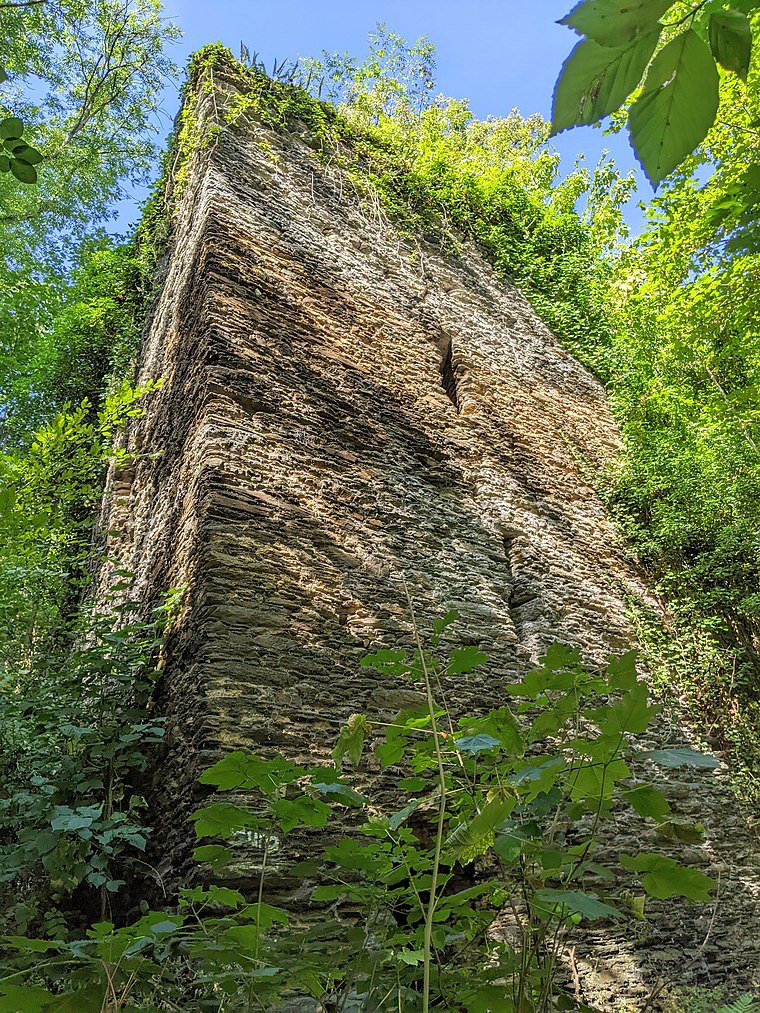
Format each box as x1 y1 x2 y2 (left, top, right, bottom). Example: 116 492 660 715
0 199 56 223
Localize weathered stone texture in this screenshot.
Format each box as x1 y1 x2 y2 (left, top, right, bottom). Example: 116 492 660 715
96 65 760 1008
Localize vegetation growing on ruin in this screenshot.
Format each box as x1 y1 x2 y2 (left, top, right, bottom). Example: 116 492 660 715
0 623 738 1011
176 35 630 373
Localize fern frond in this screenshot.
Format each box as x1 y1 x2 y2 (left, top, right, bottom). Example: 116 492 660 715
717 994 760 1013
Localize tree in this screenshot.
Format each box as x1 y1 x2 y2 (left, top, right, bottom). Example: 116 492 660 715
551 0 756 187
550 4 760 768
0 0 179 441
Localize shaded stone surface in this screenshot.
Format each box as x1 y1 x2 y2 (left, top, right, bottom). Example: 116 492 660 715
96 62 760 1008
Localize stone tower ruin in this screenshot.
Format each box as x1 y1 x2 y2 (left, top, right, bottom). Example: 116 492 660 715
96 52 760 1009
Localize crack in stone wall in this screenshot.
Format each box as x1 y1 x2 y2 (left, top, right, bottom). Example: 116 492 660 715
94 64 760 1008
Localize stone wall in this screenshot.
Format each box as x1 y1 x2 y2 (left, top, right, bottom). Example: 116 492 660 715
95 60 760 1008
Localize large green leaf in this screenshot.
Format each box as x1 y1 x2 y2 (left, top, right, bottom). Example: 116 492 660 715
190 802 258 839
3 936 64 952
708 9 752 80
628 29 719 186
312 781 366 806
639 746 720 769
510 756 566 802
13 144 43 166
360 648 410 677
592 681 659 735
192 844 233 870
0 985 58 1012
447 645 488 675
623 784 671 820
552 30 661 133
560 0 675 47
533 888 623 921
604 650 639 692
620 853 715 901
455 733 501 754
432 608 459 635
10 159 38 185
0 116 23 140
446 794 517 862
459 706 524 755
269 795 330 833
654 818 705 844
569 758 630 800
388 795 427 831
199 751 304 794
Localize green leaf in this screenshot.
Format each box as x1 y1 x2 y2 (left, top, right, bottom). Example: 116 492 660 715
533 888 623 921
0 985 57 1012
324 838 383 873
620 853 715 901
628 29 720 186
181 885 245 909
311 885 346 902
623 784 671 820
552 31 661 133
543 642 583 671
569 758 630 801
192 844 232 869
332 712 371 770
455 733 501 754
238 902 289 930
190 802 257 839
199 751 304 794
398 776 427 791
0 155 9 172
447 645 488 675
3 936 64 952
458 706 523 755
270 795 330 833
50 804 102 832
388 795 427 831
3 138 26 155
432 609 459 637
13 144 43 166
560 0 675 47
592 681 659 735
397 948 425 965
494 824 539 864
604 650 640 692
374 706 428 767
510 756 566 801
639 747 720 769
148 918 181 935
375 737 405 767
708 10 752 80
446 794 518 862
0 116 23 140
9 158 37 184
654 818 705 844
312 781 366 806
0 68 7 84
360 648 410 677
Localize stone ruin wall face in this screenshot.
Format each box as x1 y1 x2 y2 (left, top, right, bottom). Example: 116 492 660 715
97 65 760 1006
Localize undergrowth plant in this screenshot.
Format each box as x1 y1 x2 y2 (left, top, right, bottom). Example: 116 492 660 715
0 583 181 939
0 612 732 1012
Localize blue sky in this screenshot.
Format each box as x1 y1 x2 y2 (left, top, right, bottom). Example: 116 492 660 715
124 1 650 228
